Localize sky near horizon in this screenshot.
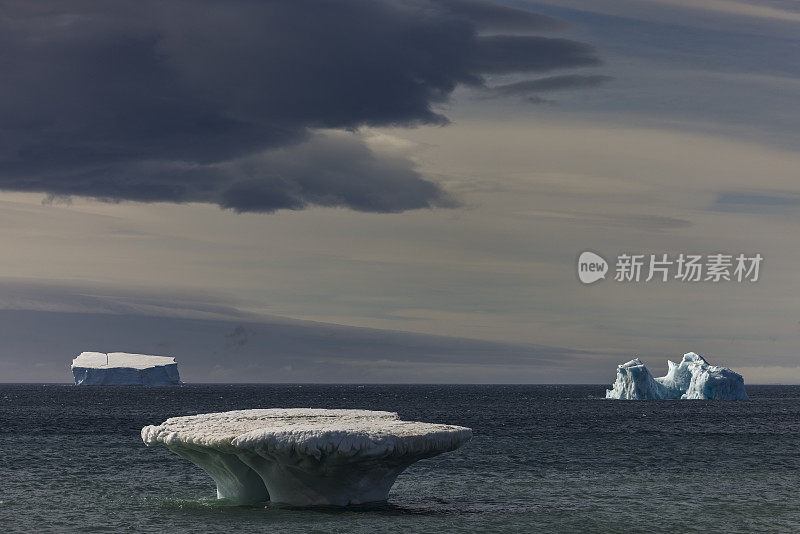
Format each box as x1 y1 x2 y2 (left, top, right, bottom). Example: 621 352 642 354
0 0 798 383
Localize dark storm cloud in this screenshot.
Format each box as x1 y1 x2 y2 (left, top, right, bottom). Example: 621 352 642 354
23 133 455 212
0 0 602 213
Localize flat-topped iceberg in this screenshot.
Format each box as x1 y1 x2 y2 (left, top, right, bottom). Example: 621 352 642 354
72 352 180 386
606 352 748 400
142 408 472 506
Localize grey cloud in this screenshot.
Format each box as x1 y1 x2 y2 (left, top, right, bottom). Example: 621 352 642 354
436 0 567 32
0 0 602 213
0 279 606 382
470 36 601 74
523 96 552 104
0 307 602 383
713 190 800 213
486 75 614 98
0 279 255 321
610 214 692 231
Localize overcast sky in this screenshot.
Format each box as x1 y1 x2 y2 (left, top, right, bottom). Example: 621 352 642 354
1 0 798 383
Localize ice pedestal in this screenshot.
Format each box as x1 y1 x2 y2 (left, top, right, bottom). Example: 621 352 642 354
142 408 472 506
170 447 269 502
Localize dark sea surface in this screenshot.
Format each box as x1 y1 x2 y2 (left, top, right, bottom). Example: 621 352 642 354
1 384 799 533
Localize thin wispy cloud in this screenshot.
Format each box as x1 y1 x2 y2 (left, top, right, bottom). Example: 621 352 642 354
713 190 800 213
480 74 613 101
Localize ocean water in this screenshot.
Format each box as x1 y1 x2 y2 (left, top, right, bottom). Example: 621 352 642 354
1 384 800 533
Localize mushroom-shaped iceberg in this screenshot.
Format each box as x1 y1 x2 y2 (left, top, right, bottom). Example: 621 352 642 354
606 352 748 400
141 408 472 506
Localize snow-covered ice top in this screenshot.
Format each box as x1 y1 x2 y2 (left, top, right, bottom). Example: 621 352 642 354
142 408 472 506
72 351 180 385
142 408 399 451
142 408 470 457
606 352 748 400
72 351 177 370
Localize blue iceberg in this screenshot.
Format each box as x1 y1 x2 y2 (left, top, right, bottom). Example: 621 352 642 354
606 352 748 400
71 352 181 386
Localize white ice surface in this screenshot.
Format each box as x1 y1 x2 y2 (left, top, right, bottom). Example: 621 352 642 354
142 408 472 506
72 351 180 385
72 352 177 369
604 358 669 400
606 352 748 400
